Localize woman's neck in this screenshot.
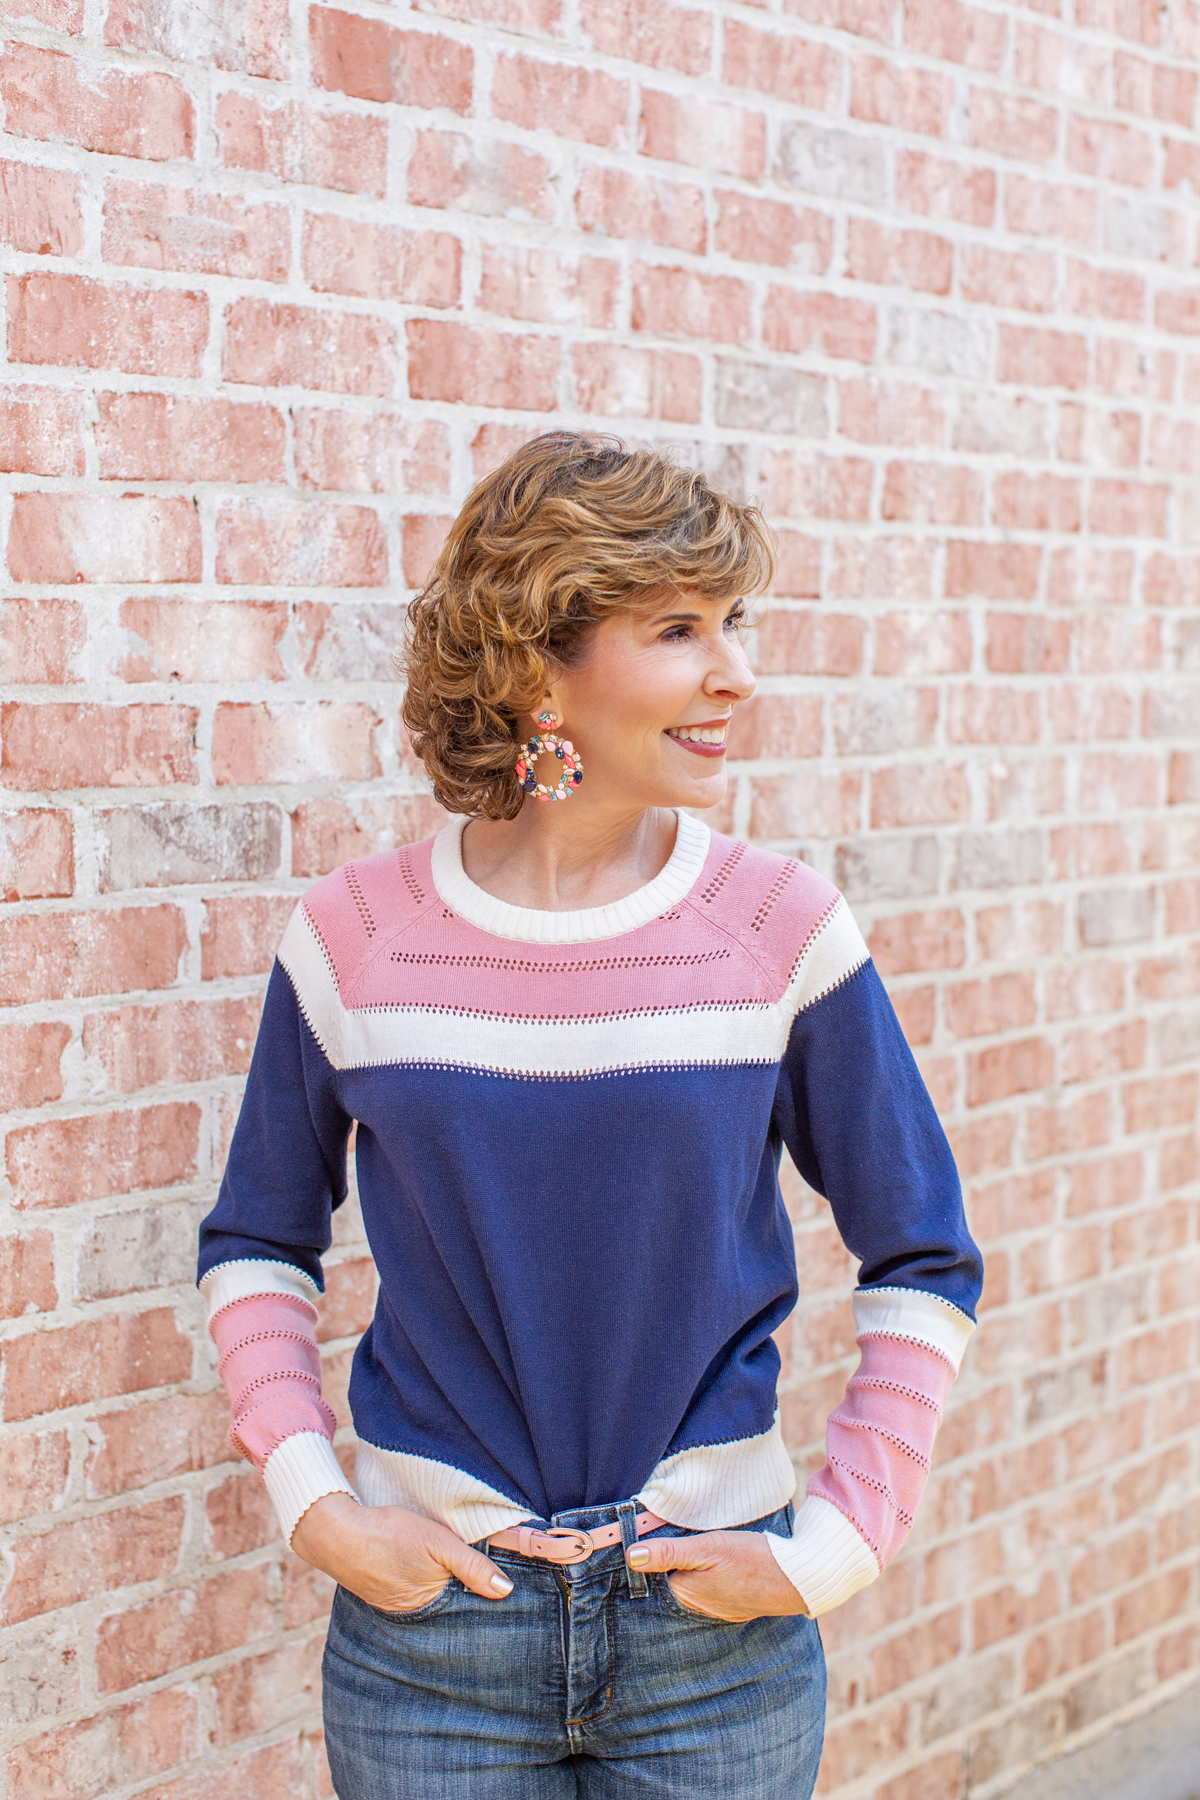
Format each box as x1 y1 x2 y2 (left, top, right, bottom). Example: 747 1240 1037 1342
460 803 678 914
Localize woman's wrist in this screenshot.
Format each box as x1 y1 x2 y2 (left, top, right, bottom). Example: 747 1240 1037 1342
291 1489 363 1567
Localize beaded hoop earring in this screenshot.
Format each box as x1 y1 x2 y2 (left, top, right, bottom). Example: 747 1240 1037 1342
515 714 584 802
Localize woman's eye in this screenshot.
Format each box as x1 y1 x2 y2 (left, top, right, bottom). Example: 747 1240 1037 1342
724 609 745 632
661 625 691 642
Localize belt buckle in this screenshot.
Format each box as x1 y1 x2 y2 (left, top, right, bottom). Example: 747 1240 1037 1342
544 1526 594 1562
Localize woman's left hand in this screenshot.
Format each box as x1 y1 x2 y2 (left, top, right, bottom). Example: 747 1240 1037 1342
626 1531 809 1622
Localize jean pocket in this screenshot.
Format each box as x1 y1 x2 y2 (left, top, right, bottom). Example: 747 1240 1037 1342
658 1572 736 1624
351 1577 461 1623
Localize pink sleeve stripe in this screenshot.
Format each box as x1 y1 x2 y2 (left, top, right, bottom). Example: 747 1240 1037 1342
806 1333 956 1569
208 1290 337 1474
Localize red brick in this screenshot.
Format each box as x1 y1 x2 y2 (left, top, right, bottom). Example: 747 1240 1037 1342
839 380 944 448
638 89 766 180
1057 403 1141 466
869 910 966 975
7 494 201 585
140 1738 304 1800
713 193 831 274
570 344 700 423
1066 1151 1145 1217
1 1308 192 1422
846 219 953 294
947 684 1040 744
96 1566 271 1693
761 451 873 522
413 0 562 33
212 701 381 785
0 42 194 160
9 1687 201 1800
1005 175 1098 245
213 1636 323 1745
290 795 447 878
724 22 841 106
1068 116 1155 186
95 394 284 485
946 973 1037 1040
407 319 559 409
310 8 473 111
1049 821 1134 878
215 92 387 197
874 610 971 675
1076 616 1161 674
1061 1020 1145 1085
7 1102 200 1211
205 1470 277 1560
2 1497 184 1626
895 149 995 224
82 997 260 1093
0 384 85 477
1026 1091 1112 1161
967 87 1058 160
761 291 874 362
304 214 460 307
0 808 73 900
0 1019 70 1108
102 181 287 281
401 515 453 588
294 410 448 495
200 894 295 979
115 599 287 684
106 0 287 76
987 758 1067 821
8 274 207 378
968 1037 1056 1107
215 499 386 588
582 0 711 73
408 128 552 221
1088 479 1169 536
0 1426 70 1523
0 158 84 255
575 163 705 253
724 694 822 761
0 904 186 1005
882 462 983 526
630 264 752 344
947 544 1042 600
748 770 862 841
871 764 970 829
997 325 1089 388
2 703 198 791
481 245 617 327
0 1227 57 1321
86 1390 232 1497
754 610 864 677
223 298 396 397
903 0 1007 67
992 471 1081 532
962 245 1056 314
492 54 628 146
852 54 953 134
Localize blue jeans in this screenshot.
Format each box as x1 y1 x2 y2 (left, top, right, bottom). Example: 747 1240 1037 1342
322 1503 826 1798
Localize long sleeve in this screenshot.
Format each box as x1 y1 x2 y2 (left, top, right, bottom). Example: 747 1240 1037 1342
199 953 358 1542
765 956 983 1615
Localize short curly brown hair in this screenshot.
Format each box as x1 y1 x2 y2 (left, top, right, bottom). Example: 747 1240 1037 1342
400 431 776 820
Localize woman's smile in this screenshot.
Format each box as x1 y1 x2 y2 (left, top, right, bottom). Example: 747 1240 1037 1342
665 717 730 757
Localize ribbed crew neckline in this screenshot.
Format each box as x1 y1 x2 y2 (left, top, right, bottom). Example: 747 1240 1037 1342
430 810 711 944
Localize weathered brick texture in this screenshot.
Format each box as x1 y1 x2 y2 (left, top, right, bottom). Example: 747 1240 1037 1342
1 0 1197 1796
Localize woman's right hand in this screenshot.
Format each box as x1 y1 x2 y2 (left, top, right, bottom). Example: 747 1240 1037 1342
290 1492 515 1612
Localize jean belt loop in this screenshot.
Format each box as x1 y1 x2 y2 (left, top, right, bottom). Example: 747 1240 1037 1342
617 1501 647 1598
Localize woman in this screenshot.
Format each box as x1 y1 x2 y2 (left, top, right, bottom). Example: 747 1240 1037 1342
198 432 982 1799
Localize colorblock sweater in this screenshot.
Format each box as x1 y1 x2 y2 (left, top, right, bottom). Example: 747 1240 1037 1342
198 812 982 1616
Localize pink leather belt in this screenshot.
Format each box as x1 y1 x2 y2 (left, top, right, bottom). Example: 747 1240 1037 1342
488 1512 669 1565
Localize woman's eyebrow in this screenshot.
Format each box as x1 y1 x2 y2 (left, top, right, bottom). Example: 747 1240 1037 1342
648 609 704 625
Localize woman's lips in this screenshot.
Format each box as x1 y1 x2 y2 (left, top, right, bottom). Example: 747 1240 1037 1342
665 724 728 759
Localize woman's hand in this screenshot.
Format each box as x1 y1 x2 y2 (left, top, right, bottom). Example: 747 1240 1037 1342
626 1530 808 1622
291 1492 514 1612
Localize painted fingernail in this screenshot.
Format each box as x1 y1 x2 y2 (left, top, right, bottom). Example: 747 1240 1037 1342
627 1547 650 1567
490 1573 514 1595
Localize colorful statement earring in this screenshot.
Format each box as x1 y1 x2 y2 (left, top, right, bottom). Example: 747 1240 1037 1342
515 711 584 802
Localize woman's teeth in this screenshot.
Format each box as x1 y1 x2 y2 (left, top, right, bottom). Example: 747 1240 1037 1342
668 727 726 744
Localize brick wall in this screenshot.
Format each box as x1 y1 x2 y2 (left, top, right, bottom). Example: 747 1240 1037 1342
1 0 1198 1794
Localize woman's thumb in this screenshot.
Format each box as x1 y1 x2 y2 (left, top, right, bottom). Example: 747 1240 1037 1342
625 1537 712 1574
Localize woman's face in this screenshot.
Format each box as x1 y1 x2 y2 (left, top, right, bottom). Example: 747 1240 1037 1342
542 591 756 813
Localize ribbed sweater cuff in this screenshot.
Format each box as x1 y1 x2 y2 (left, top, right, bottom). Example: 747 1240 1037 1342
765 1495 880 1617
262 1431 358 1546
